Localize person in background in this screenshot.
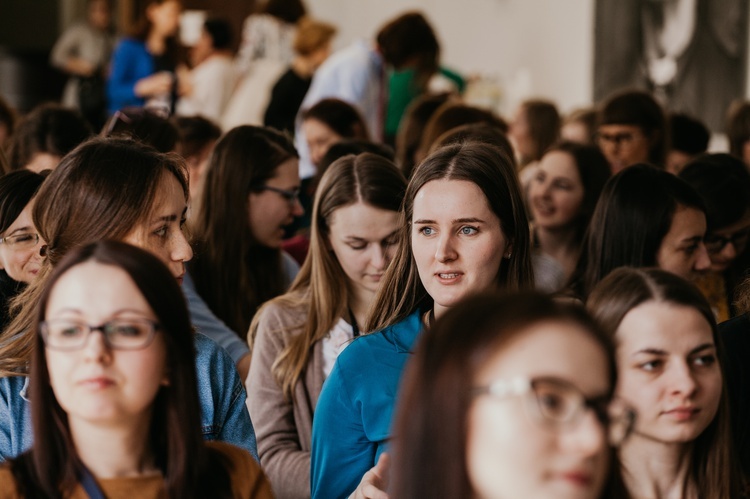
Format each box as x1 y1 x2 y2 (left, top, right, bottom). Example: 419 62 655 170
0 137 258 461
0 95 16 152
301 98 370 170
588 268 744 499
561 107 597 146
725 99 750 170
264 18 337 135
107 0 181 115
172 115 221 218
0 171 47 332
666 112 710 175
247 153 406 498
509 99 561 173
103 106 178 153
390 291 632 499
596 89 667 173
0 241 273 498
568 164 711 299
50 0 114 130
6 103 92 172
528 142 611 292
295 11 439 181
394 92 452 179
176 17 236 123
680 153 750 321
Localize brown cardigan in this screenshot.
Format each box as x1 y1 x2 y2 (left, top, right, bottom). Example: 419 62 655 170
246 300 326 499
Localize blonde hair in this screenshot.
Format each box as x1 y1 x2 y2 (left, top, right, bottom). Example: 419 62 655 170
248 153 406 399
293 17 336 57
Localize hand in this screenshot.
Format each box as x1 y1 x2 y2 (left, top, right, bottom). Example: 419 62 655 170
134 71 173 97
349 452 390 499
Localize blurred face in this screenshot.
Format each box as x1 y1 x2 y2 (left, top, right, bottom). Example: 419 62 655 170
88 0 111 31
147 0 181 38
248 158 303 248
45 261 168 428
597 124 651 174
467 321 611 499
0 200 44 283
412 179 509 320
190 29 214 66
309 42 333 71
615 301 722 445
704 213 750 272
509 105 533 159
25 153 61 173
656 206 710 279
303 118 342 167
529 151 585 231
327 202 400 304
122 174 192 284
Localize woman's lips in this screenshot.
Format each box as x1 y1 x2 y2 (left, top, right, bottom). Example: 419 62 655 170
663 407 700 421
435 271 464 284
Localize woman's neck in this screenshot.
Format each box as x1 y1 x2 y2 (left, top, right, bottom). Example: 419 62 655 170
69 414 158 479
348 288 375 332
535 225 580 277
619 436 695 499
291 56 315 78
146 31 166 55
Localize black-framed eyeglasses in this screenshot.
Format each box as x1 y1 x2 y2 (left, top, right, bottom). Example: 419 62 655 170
0 232 40 250
260 185 302 205
473 376 636 447
704 227 750 254
40 318 161 351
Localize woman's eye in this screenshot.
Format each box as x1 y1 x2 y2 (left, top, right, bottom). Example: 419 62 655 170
348 243 367 251
639 360 662 372
681 244 698 255
693 354 716 367
459 226 478 236
154 226 168 238
419 227 435 236
180 217 187 229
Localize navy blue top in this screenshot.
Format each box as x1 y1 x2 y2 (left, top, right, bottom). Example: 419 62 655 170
310 310 424 499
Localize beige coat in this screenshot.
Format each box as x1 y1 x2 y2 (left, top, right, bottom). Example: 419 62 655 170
246 300 325 499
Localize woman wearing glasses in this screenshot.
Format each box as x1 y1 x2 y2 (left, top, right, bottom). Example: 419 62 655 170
588 268 744 499
390 291 632 499
190 126 301 347
310 141 534 498
0 171 47 331
0 241 273 498
246 153 405 498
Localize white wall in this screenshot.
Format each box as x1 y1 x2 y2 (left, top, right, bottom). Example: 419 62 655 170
308 0 595 117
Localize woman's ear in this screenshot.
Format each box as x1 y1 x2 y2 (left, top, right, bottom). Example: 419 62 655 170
503 241 514 259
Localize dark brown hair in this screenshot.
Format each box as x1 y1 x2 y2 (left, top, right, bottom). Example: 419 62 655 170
587 267 744 499
391 291 619 498
395 92 452 178
191 126 297 337
518 99 561 166
302 98 369 140
376 12 439 87
9 240 231 498
259 0 307 24
726 100 750 163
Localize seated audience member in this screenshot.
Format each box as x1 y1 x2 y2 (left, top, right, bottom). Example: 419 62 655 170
390 292 633 499
50 0 114 130
726 100 750 170
417 102 507 166
0 137 258 461
172 115 222 218
7 103 92 172
666 113 710 175
247 153 406 498
103 106 178 153
561 107 597 145
395 92 452 179
596 89 667 173
568 164 710 299
0 241 273 498
264 18 337 135
680 154 750 321
508 99 560 186
176 17 236 123
107 0 181 115
296 11 439 180
0 171 47 331
0 95 17 151
310 142 533 498
301 98 369 169
528 142 611 291
428 122 514 164
719 275 750 478
190 126 301 349
588 268 744 499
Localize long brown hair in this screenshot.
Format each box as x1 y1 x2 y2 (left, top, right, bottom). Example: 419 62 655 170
9 241 231 498
365 141 534 333
249 153 406 399
191 126 297 338
390 291 622 498
587 267 745 499
0 137 188 376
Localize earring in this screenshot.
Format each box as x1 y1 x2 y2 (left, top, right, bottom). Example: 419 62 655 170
504 252 512 259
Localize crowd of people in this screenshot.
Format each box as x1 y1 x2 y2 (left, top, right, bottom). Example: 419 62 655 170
0 0 749 497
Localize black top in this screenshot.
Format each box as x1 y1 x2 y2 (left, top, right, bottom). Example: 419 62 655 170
0 271 23 333
264 68 311 135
